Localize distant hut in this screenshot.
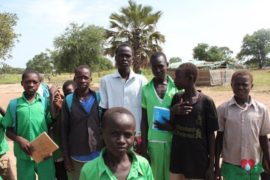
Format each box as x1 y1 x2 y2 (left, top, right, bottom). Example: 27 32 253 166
168 60 235 86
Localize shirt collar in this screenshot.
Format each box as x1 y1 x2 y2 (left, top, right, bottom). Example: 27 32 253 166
112 70 136 80
228 96 258 111
98 148 144 178
22 92 42 102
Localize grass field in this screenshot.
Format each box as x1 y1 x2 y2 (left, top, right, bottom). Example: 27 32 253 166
1 69 270 91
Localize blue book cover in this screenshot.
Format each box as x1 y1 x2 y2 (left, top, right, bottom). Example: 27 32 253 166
152 106 170 131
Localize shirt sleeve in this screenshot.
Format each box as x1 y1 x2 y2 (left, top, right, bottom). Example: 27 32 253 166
217 103 226 132
144 159 154 180
1 103 14 128
141 86 147 109
204 96 219 134
45 99 52 125
259 106 270 136
99 77 108 109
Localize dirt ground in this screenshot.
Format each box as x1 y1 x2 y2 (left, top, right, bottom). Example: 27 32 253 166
0 83 270 178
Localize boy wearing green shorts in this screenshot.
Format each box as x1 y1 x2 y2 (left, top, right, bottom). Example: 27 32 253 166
215 70 270 180
1 69 55 180
141 52 178 180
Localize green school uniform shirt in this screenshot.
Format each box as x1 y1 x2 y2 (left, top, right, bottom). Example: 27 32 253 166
141 76 178 142
0 114 8 155
1 93 51 160
80 149 154 180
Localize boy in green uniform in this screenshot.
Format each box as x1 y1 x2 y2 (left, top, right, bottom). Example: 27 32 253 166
141 52 178 180
1 69 55 180
80 107 154 180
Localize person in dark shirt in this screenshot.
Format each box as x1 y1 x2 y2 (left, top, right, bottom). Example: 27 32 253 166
50 80 76 180
157 63 218 180
61 65 103 180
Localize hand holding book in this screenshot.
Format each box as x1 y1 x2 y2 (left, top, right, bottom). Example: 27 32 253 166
30 132 59 163
152 106 172 131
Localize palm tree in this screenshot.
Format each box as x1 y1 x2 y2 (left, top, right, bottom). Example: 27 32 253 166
105 0 165 73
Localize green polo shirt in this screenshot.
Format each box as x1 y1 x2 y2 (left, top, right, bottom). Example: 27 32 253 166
0 114 8 155
80 149 154 180
141 76 178 142
1 93 51 160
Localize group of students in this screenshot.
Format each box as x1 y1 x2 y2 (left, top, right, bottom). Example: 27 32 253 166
0 42 270 180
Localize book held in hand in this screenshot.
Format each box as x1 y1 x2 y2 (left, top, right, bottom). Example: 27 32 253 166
30 132 59 163
152 106 170 131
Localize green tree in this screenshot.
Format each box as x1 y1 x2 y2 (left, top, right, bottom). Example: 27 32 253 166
26 52 53 74
193 43 233 62
53 23 109 72
237 29 270 69
97 57 113 71
0 13 19 60
169 57 182 64
105 0 165 73
193 43 209 61
0 62 24 74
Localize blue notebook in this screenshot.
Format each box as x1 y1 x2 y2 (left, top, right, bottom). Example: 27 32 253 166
152 106 170 131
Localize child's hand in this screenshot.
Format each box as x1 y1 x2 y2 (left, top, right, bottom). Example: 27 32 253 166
53 89 64 109
154 120 172 131
64 157 74 172
17 136 32 155
171 99 192 115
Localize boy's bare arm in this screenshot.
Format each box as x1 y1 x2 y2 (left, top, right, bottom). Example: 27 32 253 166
214 131 223 180
141 108 148 156
6 128 32 155
260 135 270 172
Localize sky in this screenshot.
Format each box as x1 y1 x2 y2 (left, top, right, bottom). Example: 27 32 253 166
1 0 270 68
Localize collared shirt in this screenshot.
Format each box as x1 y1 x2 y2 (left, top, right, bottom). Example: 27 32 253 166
99 71 147 134
217 97 270 165
1 93 51 160
80 149 154 180
0 114 8 155
141 76 178 142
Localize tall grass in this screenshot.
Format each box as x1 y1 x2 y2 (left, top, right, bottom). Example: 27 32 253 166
206 69 270 91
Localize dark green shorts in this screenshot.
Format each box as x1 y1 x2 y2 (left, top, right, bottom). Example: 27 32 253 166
221 162 263 180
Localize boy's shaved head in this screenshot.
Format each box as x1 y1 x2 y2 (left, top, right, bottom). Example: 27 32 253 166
22 68 41 81
176 63 198 82
231 70 253 83
102 107 136 157
74 65 91 75
115 42 134 56
102 107 135 129
150 52 168 64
